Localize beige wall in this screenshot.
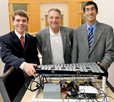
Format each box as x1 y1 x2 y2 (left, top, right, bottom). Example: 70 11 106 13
94 0 114 29
94 0 114 87
0 0 9 75
0 0 10 35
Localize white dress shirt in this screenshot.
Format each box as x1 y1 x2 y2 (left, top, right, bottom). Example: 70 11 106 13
15 30 26 70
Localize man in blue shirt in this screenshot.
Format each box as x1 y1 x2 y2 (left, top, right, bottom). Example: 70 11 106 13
72 1 114 70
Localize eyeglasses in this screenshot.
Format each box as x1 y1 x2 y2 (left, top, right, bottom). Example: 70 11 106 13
85 8 96 13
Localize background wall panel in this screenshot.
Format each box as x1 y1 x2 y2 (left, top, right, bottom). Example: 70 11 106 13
8 0 91 33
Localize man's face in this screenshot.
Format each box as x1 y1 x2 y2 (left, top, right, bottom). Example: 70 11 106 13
84 4 98 23
12 15 29 35
47 10 61 29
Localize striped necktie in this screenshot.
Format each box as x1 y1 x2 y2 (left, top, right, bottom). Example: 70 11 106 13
88 27 93 48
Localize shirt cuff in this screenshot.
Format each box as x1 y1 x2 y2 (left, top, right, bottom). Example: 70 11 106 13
20 62 26 70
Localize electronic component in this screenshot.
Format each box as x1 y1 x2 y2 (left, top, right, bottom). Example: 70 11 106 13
70 87 78 96
43 83 61 99
79 86 98 94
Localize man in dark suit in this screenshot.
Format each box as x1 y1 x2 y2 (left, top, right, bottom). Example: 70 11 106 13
0 10 40 101
36 8 73 65
72 1 114 70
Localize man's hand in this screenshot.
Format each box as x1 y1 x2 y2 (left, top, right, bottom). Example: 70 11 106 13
97 62 102 66
23 63 38 77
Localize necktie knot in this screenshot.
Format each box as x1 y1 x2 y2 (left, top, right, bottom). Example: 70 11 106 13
88 27 93 31
20 36 24 39
20 36 24 48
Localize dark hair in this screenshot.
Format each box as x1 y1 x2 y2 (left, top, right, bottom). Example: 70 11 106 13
12 10 29 21
83 1 98 12
48 8 61 16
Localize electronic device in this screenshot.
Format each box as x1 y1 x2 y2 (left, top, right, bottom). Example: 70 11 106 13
43 83 61 99
35 62 108 76
79 86 99 95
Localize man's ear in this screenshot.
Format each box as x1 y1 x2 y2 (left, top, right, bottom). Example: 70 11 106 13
83 12 85 17
27 21 29 24
12 20 14 25
96 11 99 15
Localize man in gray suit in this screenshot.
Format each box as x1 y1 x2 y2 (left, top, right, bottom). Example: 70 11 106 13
36 8 73 65
72 1 114 70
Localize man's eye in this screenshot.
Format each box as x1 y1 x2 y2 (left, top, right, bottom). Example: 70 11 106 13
17 20 20 22
23 20 26 22
92 8 95 11
86 9 89 11
56 17 59 19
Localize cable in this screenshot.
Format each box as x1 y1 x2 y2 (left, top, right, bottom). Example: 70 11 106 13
106 96 114 100
96 89 108 102
25 74 42 92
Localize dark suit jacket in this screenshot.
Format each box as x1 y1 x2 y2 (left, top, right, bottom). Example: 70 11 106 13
35 26 73 65
72 21 114 70
0 31 40 101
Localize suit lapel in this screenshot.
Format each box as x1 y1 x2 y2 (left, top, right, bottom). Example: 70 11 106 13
11 31 23 51
24 33 30 53
45 27 52 55
60 26 66 54
89 22 103 54
81 24 89 51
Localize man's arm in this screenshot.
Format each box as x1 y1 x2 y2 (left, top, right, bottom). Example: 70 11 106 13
69 28 73 49
31 37 40 65
35 32 42 55
1 38 38 77
1 41 23 69
72 29 78 63
101 26 114 70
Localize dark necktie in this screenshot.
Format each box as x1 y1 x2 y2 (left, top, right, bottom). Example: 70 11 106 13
88 27 93 48
20 36 24 48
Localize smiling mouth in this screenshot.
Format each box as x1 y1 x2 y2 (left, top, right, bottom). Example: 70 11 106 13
18 26 24 29
88 15 93 18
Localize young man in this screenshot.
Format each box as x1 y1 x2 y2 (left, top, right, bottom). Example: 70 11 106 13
0 10 40 101
72 1 114 70
36 8 73 65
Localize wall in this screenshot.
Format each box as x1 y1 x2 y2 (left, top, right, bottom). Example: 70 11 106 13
0 0 10 75
94 0 114 88
9 0 91 33
0 0 10 35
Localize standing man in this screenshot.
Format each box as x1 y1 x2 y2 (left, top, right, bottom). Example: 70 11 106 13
72 1 114 70
0 10 40 101
36 8 73 65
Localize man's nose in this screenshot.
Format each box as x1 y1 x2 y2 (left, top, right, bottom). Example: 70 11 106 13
19 21 23 24
52 18 56 21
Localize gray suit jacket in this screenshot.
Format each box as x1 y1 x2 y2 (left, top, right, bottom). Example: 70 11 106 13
72 21 114 70
36 26 73 65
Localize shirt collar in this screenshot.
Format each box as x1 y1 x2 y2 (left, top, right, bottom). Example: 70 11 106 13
86 21 97 30
15 29 25 39
49 27 60 36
